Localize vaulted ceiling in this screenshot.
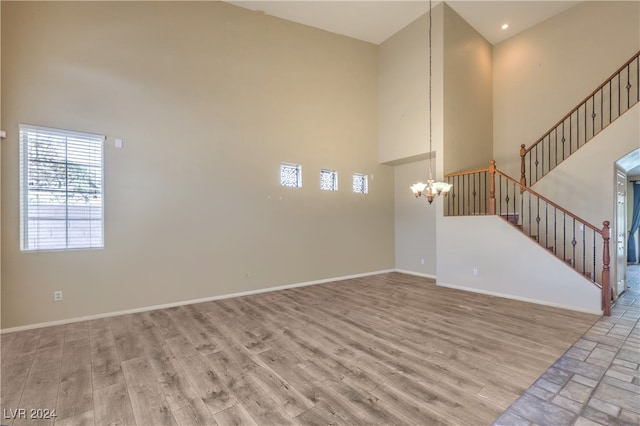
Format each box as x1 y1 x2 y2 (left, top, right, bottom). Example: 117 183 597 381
225 1 581 45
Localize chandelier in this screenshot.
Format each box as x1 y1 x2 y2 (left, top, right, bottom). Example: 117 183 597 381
410 0 452 204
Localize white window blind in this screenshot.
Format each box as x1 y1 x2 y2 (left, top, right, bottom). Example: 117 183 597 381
19 124 105 251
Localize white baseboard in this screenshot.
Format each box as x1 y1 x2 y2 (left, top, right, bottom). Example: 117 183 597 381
1 269 396 334
3 269 599 333
394 269 436 280
437 281 603 315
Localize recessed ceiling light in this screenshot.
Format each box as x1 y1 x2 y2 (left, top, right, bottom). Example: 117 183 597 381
501 23 509 30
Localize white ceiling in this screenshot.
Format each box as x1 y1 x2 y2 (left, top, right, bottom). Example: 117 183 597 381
225 1 581 45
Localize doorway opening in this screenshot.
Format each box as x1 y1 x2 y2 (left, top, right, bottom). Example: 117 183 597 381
615 148 640 298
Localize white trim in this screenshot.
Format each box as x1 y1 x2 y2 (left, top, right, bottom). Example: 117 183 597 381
18 123 105 252
394 269 436 280
352 173 368 194
0 269 395 334
320 168 338 191
2 269 600 333
437 281 603 316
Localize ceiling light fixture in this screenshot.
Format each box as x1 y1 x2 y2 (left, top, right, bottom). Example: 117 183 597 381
501 23 509 30
410 0 452 204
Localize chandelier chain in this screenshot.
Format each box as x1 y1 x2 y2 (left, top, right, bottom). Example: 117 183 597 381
409 0 453 203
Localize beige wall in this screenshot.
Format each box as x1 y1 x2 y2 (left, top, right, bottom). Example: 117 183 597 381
388 1 637 311
437 215 601 314
1 1 395 329
386 4 493 276
533 106 640 230
435 104 638 315
378 5 444 167
493 1 640 178
443 3 493 174
4 1 637 329
394 160 436 275
379 5 445 277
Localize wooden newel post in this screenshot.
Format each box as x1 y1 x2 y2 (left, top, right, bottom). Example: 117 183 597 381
520 144 527 187
601 221 611 316
489 160 496 215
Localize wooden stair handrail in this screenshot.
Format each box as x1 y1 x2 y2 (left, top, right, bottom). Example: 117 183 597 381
447 164 604 235
519 50 640 187
447 161 612 315
500 168 612 315
521 50 640 156
494 169 603 235
444 161 498 214
444 165 492 178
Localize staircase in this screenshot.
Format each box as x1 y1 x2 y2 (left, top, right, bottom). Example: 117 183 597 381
520 51 639 187
444 51 640 316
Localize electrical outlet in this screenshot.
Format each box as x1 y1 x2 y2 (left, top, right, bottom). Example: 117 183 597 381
473 268 479 277
54 291 63 302
420 258 425 265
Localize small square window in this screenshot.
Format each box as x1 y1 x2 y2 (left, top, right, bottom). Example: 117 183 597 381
353 173 368 194
320 169 338 191
280 163 302 187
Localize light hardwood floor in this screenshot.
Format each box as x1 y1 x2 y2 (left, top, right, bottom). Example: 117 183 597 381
1 273 599 425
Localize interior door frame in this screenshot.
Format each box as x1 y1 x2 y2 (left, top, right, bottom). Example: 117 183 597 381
615 167 627 299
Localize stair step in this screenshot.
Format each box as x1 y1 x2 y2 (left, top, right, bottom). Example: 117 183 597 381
500 213 520 226
501 211 597 283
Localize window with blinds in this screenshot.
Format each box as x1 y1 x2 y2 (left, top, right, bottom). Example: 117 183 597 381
19 124 105 251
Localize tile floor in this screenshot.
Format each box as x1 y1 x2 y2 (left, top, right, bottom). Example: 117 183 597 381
493 265 640 426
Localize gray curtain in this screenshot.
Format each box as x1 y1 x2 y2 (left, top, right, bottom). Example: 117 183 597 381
628 182 640 263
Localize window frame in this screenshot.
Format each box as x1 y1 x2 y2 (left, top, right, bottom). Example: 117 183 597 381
352 173 369 194
19 124 105 252
320 168 338 191
280 162 302 188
